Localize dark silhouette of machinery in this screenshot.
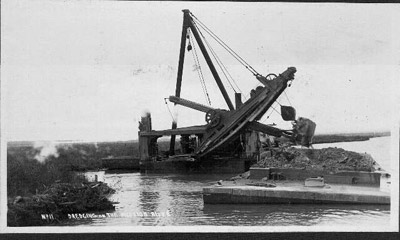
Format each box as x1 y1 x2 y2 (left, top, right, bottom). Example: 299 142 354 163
138 10 315 173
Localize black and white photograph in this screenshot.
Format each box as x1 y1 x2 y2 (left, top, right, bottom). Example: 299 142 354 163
1 0 399 233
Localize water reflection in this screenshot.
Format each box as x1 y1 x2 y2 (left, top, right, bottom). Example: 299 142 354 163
139 178 160 213
63 137 394 227
202 204 390 226
72 171 391 227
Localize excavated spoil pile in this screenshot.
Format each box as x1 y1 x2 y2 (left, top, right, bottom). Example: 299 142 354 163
253 147 378 173
8 182 115 226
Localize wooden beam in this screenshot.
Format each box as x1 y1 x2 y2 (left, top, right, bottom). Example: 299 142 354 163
140 125 207 137
169 96 215 113
170 9 191 154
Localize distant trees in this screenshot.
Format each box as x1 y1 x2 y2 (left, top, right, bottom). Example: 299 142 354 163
7 141 137 197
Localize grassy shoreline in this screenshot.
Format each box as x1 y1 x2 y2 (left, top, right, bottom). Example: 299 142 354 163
8 181 115 226
7 141 124 226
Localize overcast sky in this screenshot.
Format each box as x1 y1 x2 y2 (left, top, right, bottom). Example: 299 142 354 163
2 1 399 141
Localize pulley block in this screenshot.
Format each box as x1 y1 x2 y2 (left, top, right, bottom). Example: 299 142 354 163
205 109 221 128
265 73 277 80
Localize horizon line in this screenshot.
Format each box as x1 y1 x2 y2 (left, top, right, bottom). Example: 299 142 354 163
6 130 391 144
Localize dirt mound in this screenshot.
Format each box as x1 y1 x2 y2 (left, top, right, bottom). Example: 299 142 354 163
8 182 115 226
253 147 377 173
230 171 250 180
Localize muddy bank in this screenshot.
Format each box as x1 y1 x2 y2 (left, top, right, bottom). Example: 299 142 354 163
8 181 115 226
253 147 379 173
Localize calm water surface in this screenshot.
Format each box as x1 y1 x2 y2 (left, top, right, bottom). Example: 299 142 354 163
65 137 392 227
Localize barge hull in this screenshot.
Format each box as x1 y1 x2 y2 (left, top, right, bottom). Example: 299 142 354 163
203 185 390 205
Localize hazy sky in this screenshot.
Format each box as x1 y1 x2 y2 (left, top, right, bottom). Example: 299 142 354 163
2 1 399 141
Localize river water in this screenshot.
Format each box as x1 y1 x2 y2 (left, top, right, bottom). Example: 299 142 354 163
65 137 393 228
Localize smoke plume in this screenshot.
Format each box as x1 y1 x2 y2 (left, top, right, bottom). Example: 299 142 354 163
34 141 59 163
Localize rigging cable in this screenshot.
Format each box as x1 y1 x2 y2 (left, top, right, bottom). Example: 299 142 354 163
207 42 241 93
195 23 243 93
270 104 281 116
191 13 297 118
190 13 261 77
283 90 293 107
188 30 212 105
164 98 176 122
261 102 281 124
192 15 257 74
196 24 238 93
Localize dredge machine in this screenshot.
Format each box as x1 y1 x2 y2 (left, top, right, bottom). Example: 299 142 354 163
138 10 315 173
